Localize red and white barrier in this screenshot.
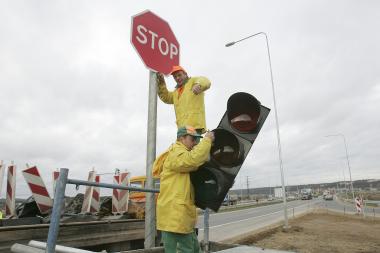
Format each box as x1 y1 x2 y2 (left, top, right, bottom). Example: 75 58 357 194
118 172 130 213
52 170 59 196
355 197 362 213
90 175 100 213
81 171 96 213
0 161 5 199
112 174 121 214
5 164 16 217
22 166 53 214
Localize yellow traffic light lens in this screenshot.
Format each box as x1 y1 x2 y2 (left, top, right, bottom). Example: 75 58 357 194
211 129 244 167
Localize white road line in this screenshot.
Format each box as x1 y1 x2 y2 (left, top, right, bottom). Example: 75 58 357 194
199 200 315 218
198 202 315 231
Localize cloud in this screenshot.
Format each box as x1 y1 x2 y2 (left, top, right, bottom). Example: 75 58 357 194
0 1 379 198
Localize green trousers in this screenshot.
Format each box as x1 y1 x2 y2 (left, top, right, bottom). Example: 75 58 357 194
161 231 200 253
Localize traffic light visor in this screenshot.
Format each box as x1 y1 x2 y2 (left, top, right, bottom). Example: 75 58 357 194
211 129 244 168
227 92 261 132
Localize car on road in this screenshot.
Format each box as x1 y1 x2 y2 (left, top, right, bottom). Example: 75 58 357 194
222 194 238 206
301 189 313 200
324 194 333 200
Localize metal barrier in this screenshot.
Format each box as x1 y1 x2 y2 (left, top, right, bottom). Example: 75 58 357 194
46 168 159 253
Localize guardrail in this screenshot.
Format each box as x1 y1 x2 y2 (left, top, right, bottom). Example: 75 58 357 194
46 168 159 253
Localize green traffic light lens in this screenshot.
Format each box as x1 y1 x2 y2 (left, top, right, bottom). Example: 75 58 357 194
227 92 261 133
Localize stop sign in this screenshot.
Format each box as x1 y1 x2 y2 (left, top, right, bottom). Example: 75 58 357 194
131 10 180 75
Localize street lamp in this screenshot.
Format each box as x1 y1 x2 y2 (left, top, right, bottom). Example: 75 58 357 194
226 32 289 229
325 134 355 202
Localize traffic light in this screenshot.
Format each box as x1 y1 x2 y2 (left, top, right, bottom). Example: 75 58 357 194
190 92 270 212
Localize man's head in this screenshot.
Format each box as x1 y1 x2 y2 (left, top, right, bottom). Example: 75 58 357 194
177 126 202 150
170 65 188 87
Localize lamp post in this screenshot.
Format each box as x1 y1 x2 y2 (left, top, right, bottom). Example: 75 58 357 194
325 134 355 202
226 32 289 229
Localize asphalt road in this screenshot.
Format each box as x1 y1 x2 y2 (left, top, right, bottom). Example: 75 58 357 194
197 197 380 242
197 198 322 242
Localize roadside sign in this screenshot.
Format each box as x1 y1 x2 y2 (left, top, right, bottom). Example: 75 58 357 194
131 10 180 75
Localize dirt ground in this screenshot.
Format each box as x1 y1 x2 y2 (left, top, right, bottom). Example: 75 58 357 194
231 211 380 253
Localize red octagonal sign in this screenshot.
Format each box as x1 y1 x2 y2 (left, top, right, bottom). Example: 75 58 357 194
131 10 180 75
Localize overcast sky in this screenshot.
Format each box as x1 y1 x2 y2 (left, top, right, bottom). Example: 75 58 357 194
1 1 379 198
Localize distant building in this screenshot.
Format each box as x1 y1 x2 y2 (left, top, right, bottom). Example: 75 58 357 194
274 187 283 198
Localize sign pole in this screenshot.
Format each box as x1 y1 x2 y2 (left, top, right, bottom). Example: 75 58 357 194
144 70 157 249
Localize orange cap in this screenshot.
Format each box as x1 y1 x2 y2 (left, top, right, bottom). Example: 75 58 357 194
170 65 186 75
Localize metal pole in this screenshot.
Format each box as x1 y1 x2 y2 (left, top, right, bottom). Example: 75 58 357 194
326 134 355 203
226 32 289 229
11 244 45 253
30 241 97 253
46 168 68 253
342 162 348 200
66 179 159 193
145 70 157 249
341 134 355 202
204 208 210 253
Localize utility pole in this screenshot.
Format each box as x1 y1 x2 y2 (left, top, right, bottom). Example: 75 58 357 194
240 174 243 200
246 176 250 200
342 162 348 200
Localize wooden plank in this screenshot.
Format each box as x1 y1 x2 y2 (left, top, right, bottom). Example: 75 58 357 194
0 220 145 253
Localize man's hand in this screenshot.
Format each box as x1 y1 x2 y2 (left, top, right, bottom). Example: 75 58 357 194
192 84 202 95
156 72 165 85
204 131 215 142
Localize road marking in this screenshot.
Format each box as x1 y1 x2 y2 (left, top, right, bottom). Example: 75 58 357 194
199 200 316 218
199 202 315 231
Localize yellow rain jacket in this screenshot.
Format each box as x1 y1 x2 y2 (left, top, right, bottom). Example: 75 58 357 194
157 77 211 132
156 137 212 234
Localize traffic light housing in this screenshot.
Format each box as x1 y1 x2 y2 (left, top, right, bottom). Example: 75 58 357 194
190 92 270 212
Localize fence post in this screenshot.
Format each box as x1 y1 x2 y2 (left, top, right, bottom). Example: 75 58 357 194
204 208 210 253
293 208 295 218
46 168 68 253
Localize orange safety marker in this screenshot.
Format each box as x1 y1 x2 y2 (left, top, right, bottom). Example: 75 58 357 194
118 172 130 213
112 174 121 214
90 174 100 213
81 170 96 213
22 165 53 214
52 169 59 195
0 161 5 199
355 197 362 213
5 163 16 217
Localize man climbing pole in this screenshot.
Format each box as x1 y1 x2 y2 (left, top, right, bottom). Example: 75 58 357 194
156 66 211 134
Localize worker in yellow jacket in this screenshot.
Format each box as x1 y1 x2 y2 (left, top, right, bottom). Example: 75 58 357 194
156 126 215 253
156 66 211 133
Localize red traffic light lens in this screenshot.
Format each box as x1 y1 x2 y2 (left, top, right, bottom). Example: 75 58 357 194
211 129 244 168
227 92 261 132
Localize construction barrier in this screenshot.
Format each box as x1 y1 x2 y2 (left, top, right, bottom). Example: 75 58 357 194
52 170 59 195
22 166 53 214
81 171 96 213
6 164 16 217
119 172 130 213
355 197 362 213
112 174 121 214
46 168 159 253
90 175 100 213
0 161 4 199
